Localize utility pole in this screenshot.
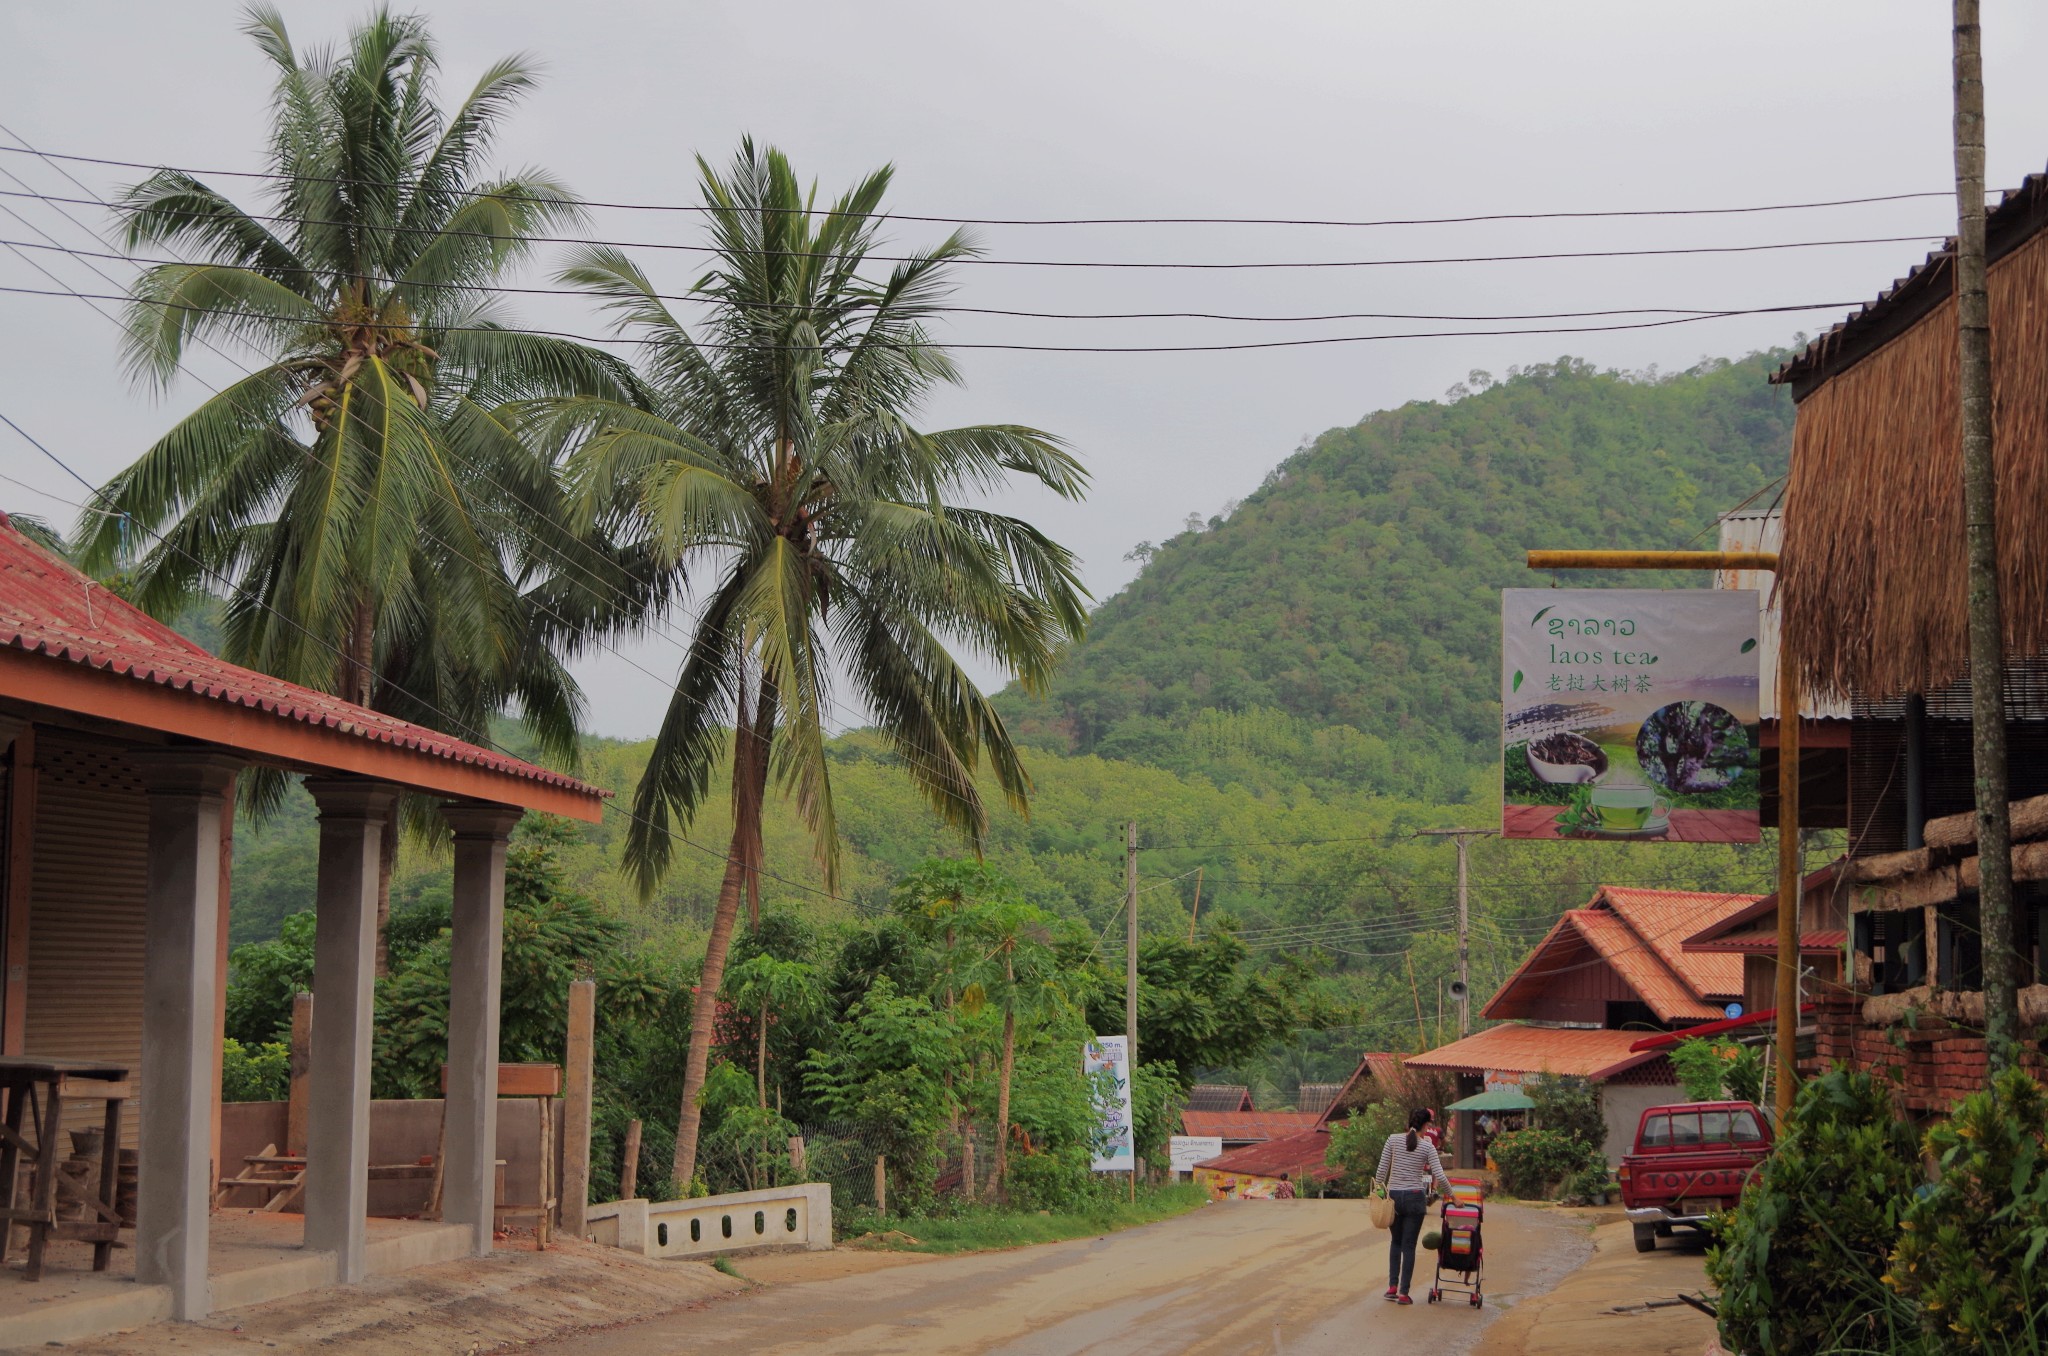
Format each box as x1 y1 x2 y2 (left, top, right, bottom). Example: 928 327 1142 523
1417 829 1493 1037
1125 821 1139 1070
1954 0 2018 1071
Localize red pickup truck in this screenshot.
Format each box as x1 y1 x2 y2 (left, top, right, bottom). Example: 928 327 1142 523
1618 1100 1772 1252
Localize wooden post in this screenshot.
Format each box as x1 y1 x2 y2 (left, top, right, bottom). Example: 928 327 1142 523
560 980 595 1235
874 1154 886 1216
2 724 38 1056
286 991 313 1157
786 1134 805 1180
961 1137 975 1201
620 1120 643 1200
536 1095 554 1249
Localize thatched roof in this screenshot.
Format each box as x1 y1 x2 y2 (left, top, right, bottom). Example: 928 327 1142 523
1774 169 2048 701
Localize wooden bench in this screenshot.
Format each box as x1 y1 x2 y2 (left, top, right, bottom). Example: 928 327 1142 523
0 1058 128 1280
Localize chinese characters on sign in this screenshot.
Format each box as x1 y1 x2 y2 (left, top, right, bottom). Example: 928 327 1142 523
1084 1036 1135 1172
1502 589 1761 843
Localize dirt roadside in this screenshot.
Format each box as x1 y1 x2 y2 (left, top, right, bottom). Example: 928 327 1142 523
1473 1216 1717 1356
28 1239 742 1356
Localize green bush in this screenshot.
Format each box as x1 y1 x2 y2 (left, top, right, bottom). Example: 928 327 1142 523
1526 1073 1605 1155
221 1038 290 1103
1885 1068 2048 1350
1707 1068 1921 1356
1561 1164 1613 1205
1324 1102 1409 1196
1670 1036 1765 1103
1004 1147 1093 1212
1489 1127 1601 1199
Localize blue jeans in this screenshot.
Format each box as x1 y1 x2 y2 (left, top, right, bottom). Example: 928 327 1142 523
1387 1189 1429 1293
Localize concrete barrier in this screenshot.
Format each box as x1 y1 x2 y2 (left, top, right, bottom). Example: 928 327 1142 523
585 1183 831 1259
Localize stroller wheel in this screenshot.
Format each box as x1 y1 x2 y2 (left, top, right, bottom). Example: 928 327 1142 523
1427 1288 1439 1303
1470 1293 1483 1308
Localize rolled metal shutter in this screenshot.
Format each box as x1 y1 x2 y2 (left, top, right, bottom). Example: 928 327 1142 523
23 734 149 1147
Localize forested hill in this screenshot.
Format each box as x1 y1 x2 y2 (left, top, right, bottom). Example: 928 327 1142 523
998 353 1795 796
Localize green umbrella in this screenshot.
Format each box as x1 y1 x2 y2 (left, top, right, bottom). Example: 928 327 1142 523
1446 1089 1536 1113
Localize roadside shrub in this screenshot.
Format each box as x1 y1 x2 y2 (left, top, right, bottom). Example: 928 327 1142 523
1004 1146 1092 1211
1489 1127 1601 1199
1526 1073 1605 1155
1671 1036 1764 1104
220 1037 289 1102
1885 1067 2048 1350
1561 1164 1613 1206
1323 1101 1408 1196
1707 1067 1921 1356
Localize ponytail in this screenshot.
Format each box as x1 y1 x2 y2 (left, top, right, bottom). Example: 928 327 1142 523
1405 1126 1418 1152
1405 1106 1431 1153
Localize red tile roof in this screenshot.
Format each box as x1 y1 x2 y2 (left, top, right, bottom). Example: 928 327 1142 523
1179 1110 1320 1142
1405 1024 1660 1081
1194 1129 1341 1182
1483 886 1757 1024
1684 866 1847 955
0 515 602 814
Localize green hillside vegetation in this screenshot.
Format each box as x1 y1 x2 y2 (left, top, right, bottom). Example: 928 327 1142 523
998 353 1794 790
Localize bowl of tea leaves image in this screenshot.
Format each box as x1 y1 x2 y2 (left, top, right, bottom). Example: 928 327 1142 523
1525 730 1610 784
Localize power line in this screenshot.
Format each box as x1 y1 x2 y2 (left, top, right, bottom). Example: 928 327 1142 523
0 142 1955 228
0 236 1868 328
0 187 1950 272
0 282 1862 355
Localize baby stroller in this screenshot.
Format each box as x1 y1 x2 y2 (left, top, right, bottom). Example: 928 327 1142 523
1426 1177 1485 1308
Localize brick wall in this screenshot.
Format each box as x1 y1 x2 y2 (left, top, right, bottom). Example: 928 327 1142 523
1811 989 2045 1112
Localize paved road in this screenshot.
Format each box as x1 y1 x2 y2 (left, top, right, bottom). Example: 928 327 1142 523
531 1200 1588 1356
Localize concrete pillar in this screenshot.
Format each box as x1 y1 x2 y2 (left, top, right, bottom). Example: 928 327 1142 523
128 749 241 1321
302 778 400 1281
441 802 521 1257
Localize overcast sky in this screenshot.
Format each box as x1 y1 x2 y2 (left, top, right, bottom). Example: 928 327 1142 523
3 1 2045 739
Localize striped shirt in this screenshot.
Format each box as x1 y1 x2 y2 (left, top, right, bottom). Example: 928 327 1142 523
1375 1132 1454 1194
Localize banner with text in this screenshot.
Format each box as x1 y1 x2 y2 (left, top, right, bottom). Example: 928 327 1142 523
1502 588 1760 843
1084 1036 1136 1172
1169 1135 1225 1175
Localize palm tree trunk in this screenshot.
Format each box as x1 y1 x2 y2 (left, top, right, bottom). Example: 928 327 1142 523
996 1001 1016 1197
671 683 776 1190
671 829 748 1191
757 997 770 1110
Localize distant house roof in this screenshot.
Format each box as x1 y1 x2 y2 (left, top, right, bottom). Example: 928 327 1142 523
1405 1024 1663 1082
1484 886 1757 1024
1193 1129 1341 1183
1183 1085 1256 1113
1180 1110 1320 1143
1294 1083 1343 1117
1683 865 1848 955
0 515 603 820
1317 1052 1402 1129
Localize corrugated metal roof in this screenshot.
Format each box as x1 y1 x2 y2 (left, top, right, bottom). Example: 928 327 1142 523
1182 1084 1256 1112
0 515 601 803
1180 1110 1320 1142
1294 1083 1343 1116
1774 168 2048 394
1193 1129 1341 1181
1405 1023 1660 1081
1683 866 1846 955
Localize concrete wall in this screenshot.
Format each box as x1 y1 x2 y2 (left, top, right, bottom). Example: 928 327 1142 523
220 1098 561 1217
586 1184 832 1259
1599 1082 1671 1167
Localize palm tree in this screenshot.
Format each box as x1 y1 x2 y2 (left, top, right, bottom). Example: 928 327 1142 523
957 899 1063 1195
77 5 637 956
544 140 1090 1188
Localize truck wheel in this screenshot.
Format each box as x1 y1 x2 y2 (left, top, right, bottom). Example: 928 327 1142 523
1633 1224 1658 1253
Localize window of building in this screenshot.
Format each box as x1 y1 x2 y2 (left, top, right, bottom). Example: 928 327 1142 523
1604 1000 1659 1030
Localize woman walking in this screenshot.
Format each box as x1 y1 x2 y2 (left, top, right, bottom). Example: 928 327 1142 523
1375 1108 1454 1304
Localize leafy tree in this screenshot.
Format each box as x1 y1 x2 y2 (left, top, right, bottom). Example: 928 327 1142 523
1886 1068 2048 1349
543 140 1090 1187
802 978 962 1205
1526 1073 1605 1154
221 1038 291 1102
1707 1068 1921 1356
1325 1106 1407 1196
723 952 824 1109
225 908 315 1044
957 899 1066 1193
80 4 635 952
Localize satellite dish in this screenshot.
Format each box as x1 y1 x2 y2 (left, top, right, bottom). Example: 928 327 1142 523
1724 1002 1744 1020
1448 980 1469 1000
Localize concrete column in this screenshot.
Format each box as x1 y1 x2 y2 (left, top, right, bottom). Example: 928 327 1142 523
128 749 241 1321
302 778 400 1281
441 802 521 1257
